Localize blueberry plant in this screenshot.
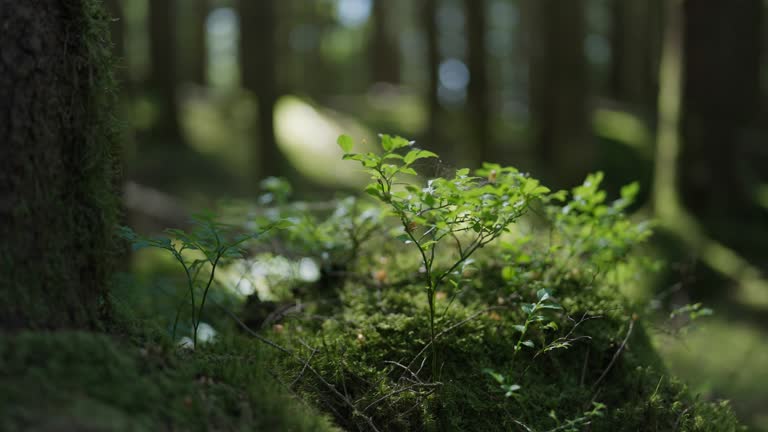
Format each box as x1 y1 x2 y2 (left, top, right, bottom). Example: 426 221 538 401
119 215 288 348
338 133 551 377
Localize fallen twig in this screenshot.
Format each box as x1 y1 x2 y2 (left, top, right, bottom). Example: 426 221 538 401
591 317 636 393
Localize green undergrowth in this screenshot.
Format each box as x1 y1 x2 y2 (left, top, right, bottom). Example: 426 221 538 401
272 281 741 431
111 134 745 431
0 326 337 432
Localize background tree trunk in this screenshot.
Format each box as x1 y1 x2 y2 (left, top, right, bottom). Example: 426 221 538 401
369 0 401 84
681 0 763 219
421 0 442 153
464 0 490 167
181 0 208 86
610 0 661 115
148 0 184 145
239 0 281 180
0 0 119 330
526 0 592 187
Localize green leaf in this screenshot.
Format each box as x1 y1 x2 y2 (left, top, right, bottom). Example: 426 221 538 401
404 149 438 165
512 324 526 333
482 368 505 384
364 184 383 199
502 384 521 397
391 136 412 150
380 134 394 151
521 340 535 348
501 266 516 281
537 288 551 301
337 135 354 153
271 219 294 230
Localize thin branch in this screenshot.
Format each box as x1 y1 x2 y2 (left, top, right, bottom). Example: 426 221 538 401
591 318 636 393
290 346 319 387
403 306 502 376
362 381 442 413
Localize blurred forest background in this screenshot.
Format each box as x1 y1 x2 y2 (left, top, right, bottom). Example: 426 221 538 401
107 0 767 429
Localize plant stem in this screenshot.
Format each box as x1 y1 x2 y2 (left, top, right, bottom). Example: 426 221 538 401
194 252 221 348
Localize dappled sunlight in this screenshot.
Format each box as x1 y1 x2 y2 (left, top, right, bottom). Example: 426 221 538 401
655 318 768 430
275 95 374 187
593 108 653 160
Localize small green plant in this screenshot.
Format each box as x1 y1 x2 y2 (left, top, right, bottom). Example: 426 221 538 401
119 214 287 348
482 288 564 398
511 288 562 365
543 402 606 432
339 133 550 377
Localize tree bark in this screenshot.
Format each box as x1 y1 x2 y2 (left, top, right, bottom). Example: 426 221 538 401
104 0 124 70
464 0 490 167
0 0 119 329
148 0 184 145
239 0 281 180
421 0 442 153
526 0 592 187
369 0 401 84
183 0 208 85
681 0 763 218
610 0 662 114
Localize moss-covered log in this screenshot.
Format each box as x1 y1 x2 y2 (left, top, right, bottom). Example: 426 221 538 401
0 0 119 329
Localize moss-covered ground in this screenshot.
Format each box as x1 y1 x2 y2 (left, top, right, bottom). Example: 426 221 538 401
0 327 337 432
271 277 742 431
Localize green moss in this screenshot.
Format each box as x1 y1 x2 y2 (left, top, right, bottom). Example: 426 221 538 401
276 283 742 431
0 330 338 431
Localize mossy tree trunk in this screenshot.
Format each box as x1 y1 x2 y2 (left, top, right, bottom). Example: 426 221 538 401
0 0 119 330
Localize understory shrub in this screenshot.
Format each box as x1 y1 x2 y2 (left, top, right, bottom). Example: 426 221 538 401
115 134 742 431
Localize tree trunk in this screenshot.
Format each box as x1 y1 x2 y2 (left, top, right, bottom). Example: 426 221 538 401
421 0 441 152
0 0 119 330
148 0 184 145
464 0 490 167
369 0 401 84
182 0 208 85
526 0 592 187
681 0 763 219
104 0 124 70
610 0 661 114
239 0 281 180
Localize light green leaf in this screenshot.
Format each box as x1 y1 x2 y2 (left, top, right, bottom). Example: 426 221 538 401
536 288 551 301
404 149 438 165
337 134 354 153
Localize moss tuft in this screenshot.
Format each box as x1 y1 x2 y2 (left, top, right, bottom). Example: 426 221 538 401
276 283 743 431
0 330 338 431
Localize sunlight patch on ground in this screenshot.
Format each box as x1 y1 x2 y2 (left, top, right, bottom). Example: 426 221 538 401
275 96 374 188
593 108 653 159
655 318 768 431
